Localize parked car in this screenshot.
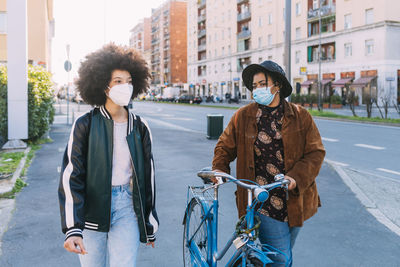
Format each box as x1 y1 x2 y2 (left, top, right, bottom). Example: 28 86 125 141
193 96 203 104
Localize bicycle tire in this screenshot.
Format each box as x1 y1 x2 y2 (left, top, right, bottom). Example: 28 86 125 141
183 197 209 267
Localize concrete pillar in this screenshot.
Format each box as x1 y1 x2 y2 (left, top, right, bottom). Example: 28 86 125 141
3 0 28 149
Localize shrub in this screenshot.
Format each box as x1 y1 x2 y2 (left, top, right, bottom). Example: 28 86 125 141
330 94 342 104
0 65 55 144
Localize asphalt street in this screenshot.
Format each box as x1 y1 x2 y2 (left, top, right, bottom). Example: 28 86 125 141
0 101 399 266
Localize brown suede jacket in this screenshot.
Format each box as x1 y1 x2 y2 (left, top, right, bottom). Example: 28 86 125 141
212 100 325 227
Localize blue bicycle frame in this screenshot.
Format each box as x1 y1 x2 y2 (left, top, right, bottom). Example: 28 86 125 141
184 171 290 267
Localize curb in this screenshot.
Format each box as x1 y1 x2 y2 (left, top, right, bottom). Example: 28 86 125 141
313 116 400 127
324 160 400 237
0 147 31 196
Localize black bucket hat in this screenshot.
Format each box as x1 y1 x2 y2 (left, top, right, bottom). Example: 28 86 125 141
242 60 292 98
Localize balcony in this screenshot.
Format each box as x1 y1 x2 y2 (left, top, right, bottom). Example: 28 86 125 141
151 48 160 55
198 29 206 38
237 0 249 3
151 27 159 33
164 56 170 62
198 43 206 52
163 44 170 51
237 29 251 40
164 68 169 73
198 14 206 23
198 0 206 9
164 32 170 39
151 38 160 45
308 5 336 20
237 11 251 22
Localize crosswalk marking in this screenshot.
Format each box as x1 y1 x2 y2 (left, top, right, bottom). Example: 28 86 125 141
354 144 385 150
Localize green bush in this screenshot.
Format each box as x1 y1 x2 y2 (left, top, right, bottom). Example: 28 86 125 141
0 65 55 144
330 94 342 104
290 94 300 103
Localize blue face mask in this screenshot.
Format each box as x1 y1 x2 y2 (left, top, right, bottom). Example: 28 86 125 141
252 86 277 106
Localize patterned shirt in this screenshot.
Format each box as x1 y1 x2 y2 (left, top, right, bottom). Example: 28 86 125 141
254 103 288 222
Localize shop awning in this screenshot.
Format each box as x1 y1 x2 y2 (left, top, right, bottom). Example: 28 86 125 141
332 78 353 87
351 76 376 87
321 79 333 85
301 79 316 87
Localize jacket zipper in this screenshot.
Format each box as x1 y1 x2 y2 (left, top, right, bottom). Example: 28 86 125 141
129 153 149 240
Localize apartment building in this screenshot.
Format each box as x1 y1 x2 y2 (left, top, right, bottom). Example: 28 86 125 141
187 0 400 105
150 0 187 89
130 18 152 67
0 0 55 71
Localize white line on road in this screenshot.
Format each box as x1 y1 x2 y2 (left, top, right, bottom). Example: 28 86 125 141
322 137 339 142
324 159 349 167
166 117 194 121
145 117 203 134
354 144 385 150
57 166 61 173
377 168 400 176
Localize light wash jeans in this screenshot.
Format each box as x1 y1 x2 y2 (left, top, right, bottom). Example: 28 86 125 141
257 213 301 267
79 184 140 267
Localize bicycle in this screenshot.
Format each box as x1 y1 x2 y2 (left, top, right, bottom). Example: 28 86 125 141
183 168 291 267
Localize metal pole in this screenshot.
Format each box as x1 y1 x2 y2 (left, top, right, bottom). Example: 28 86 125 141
66 44 70 124
318 0 322 110
284 0 292 100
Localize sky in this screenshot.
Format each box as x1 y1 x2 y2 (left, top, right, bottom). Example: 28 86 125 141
52 0 165 86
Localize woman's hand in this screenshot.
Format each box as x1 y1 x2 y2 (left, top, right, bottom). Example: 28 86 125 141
64 236 87 255
146 242 155 248
285 175 297 191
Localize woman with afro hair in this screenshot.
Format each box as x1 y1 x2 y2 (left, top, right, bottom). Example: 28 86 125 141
58 43 159 267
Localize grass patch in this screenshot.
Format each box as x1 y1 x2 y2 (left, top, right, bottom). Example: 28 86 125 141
308 110 400 124
0 138 52 198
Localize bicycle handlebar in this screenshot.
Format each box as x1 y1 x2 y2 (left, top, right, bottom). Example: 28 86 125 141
197 170 290 191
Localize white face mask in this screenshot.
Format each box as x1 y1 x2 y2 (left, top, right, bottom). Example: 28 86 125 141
107 83 133 106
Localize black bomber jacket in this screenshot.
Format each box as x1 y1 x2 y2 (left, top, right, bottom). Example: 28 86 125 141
58 106 159 243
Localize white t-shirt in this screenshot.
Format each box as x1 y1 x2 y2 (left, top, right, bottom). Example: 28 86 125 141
111 121 133 186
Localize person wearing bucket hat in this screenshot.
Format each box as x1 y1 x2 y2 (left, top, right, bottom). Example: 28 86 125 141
212 60 325 266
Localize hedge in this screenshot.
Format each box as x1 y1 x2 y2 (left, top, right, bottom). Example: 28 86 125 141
0 65 55 146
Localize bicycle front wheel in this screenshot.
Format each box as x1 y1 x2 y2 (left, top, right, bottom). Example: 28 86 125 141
183 197 209 266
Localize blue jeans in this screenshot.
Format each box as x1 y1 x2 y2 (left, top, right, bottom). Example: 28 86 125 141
79 184 140 267
257 213 301 267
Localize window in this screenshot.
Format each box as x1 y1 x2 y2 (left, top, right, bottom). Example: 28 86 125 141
313 0 318 9
222 29 224 40
365 39 374 55
365 8 373 25
296 2 301 16
258 17 263 27
268 13 273 24
221 63 225 71
258 57 263 63
228 45 231 54
268 55 273 60
296 27 301 40
228 27 231 38
344 43 352 57
222 46 225 56
258 37 262 48
268 34 272 46
344 14 352 29
295 50 301 63
0 12 6 33
215 49 217 57
215 32 217 41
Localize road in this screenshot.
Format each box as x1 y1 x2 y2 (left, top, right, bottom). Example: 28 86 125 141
1 101 398 266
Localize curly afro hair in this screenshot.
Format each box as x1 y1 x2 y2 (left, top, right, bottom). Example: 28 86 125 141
76 43 151 106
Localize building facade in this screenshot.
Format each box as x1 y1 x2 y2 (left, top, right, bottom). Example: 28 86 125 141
150 0 187 90
130 17 152 67
187 0 400 105
0 0 55 71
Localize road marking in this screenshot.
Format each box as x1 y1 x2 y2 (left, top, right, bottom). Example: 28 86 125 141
354 144 385 150
322 137 339 142
145 118 203 134
57 166 61 173
58 147 64 152
166 117 193 121
377 168 400 176
324 159 349 167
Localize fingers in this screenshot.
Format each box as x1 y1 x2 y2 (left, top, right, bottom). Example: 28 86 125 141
146 242 155 248
64 237 87 255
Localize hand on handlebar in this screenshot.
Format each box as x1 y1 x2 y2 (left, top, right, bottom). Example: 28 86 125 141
211 169 225 185
285 175 297 191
